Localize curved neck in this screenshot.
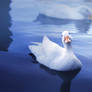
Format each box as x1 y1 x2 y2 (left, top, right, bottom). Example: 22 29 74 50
63 42 73 52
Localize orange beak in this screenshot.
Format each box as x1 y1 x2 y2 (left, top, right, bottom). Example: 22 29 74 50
64 36 71 43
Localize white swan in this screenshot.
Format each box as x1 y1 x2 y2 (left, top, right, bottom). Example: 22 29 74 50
28 31 82 71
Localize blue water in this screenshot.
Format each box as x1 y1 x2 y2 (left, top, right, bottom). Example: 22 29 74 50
0 0 92 92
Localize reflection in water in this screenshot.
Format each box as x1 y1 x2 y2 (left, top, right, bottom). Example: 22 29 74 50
60 81 71 92
34 14 72 25
40 64 81 92
58 70 80 92
75 19 92 33
34 13 92 33
0 0 12 51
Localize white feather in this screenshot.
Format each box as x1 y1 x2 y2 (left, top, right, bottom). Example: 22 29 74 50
29 31 82 71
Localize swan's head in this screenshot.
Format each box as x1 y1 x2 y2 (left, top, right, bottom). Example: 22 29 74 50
62 31 72 44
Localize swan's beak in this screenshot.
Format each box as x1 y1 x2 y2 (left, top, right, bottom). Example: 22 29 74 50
64 36 71 43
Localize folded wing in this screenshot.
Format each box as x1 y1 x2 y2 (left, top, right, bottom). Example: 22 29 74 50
29 36 65 66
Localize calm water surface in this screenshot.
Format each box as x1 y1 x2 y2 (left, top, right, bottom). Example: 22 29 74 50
0 0 92 92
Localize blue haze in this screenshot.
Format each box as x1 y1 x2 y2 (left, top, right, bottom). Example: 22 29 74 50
0 0 92 92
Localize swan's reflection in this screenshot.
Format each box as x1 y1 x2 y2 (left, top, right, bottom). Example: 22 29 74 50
29 53 81 92
40 64 81 92
34 14 92 33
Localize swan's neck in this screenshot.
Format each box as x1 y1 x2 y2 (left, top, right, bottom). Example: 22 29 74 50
63 42 73 52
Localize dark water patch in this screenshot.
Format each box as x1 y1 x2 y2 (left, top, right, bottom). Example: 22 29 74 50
40 64 81 92
29 53 38 63
71 78 92 92
0 52 61 92
0 0 12 51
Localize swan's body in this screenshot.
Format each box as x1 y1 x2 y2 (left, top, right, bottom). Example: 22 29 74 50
29 31 82 71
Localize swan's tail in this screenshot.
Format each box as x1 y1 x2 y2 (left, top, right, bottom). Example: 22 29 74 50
28 43 44 60
29 45 39 57
29 36 48 57
31 42 41 45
